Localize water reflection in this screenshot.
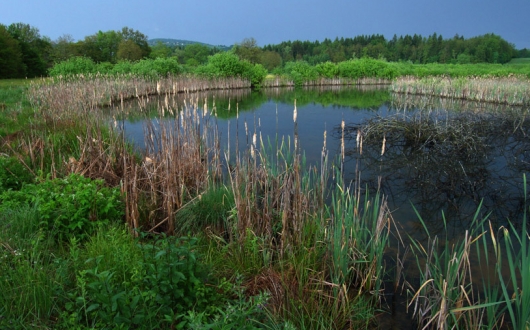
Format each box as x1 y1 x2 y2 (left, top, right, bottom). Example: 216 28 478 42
338 93 530 238
111 87 529 237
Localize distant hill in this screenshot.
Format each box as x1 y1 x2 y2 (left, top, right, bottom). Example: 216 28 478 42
149 38 231 51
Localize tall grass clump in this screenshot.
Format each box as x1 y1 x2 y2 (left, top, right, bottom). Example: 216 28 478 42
0 206 68 327
407 206 486 329
193 103 394 328
392 76 530 106
487 175 530 330
407 175 530 329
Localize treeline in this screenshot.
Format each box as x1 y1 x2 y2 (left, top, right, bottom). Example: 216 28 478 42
263 33 519 65
0 23 154 78
1 21 529 80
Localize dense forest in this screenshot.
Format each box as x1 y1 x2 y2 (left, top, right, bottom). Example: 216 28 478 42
263 33 519 65
0 22 528 79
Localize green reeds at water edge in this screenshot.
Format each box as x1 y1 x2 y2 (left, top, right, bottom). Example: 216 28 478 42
392 76 530 106
407 176 530 329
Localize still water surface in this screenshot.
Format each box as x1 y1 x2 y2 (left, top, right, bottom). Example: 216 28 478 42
113 86 530 327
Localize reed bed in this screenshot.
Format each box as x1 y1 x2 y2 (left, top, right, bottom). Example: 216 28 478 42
27 74 250 121
392 76 530 106
262 76 392 88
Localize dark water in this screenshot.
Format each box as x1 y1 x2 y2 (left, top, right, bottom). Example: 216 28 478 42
112 86 530 328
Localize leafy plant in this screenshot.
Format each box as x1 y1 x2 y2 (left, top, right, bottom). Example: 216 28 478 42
0 173 123 241
66 233 249 329
49 56 97 76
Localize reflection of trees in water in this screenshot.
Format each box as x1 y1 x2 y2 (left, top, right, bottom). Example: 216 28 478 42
337 96 530 236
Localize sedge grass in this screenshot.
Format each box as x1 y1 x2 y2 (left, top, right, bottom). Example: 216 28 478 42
407 175 530 329
392 76 530 106
490 174 530 330
0 206 66 327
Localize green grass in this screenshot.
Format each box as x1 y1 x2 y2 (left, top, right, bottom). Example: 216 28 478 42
505 58 530 66
0 79 36 138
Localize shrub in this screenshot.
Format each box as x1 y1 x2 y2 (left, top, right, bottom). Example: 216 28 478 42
111 60 134 74
194 52 267 88
283 61 319 85
48 57 97 77
0 173 123 241
65 234 239 328
245 62 268 88
203 52 246 77
95 61 114 74
131 57 183 77
337 57 397 79
316 61 339 78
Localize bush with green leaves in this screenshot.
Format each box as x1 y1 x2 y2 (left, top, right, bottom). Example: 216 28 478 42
195 52 267 88
337 57 398 79
48 56 98 77
315 61 339 78
62 232 267 329
283 61 319 85
200 52 246 77
111 60 134 74
131 57 183 77
0 173 123 241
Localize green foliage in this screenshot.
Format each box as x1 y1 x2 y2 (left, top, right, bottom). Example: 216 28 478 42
95 61 114 73
246 62 268 88
2 22 51 78
0 24 25 78
0 156 34 191
149 41 173 59
0 206 68 327
337 57 397 79
62 232 265 329
315 61 338 78
131 57 182 77
283 61 319 85
49 56 97 76
182 43 211 65
111 60 134 74
195 52 267 87
176 184 235 235
264 33 517 65
117 39 143 61
201 52 247 77
0 173 123 241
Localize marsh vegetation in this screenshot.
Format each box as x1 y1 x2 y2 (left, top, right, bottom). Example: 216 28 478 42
1 66 530 329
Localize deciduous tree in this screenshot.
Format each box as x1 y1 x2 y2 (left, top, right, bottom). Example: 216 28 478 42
117 39 143 61
0 25 25 78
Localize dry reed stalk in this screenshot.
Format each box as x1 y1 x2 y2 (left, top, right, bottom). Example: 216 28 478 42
28 75 252 123
392 76 530 106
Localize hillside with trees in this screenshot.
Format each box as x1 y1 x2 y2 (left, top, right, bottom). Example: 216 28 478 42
0 21 527 79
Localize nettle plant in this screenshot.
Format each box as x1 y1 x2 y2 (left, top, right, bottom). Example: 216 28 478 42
0 173 123 241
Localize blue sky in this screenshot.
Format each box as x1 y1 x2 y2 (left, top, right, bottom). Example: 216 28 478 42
2 0 529 49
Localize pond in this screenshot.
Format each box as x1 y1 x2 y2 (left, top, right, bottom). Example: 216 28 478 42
111 85 530 327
